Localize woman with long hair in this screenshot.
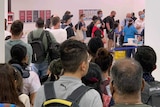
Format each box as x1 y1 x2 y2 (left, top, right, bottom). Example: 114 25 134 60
0 63 25 107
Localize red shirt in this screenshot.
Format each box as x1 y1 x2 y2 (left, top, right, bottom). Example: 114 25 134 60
92 26 104 38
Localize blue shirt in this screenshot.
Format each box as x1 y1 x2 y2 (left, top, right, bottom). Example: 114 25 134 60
123 25 138 42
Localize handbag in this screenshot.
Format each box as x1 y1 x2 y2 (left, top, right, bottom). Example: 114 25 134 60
75 22 84 40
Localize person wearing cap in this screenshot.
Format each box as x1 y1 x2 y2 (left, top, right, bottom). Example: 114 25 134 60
61 14 75 39
8 44 41 106
62 11 74 28
123 18 138 58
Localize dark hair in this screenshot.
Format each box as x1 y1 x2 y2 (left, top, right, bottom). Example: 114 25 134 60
9 44 27 68
95 48 113 73
88 37 104 58
51 16 60 26
0 63 25 107
92 15 98 21
60 39 88 72
36 18 44 28
79 14 85 19
93 18 100 24
82 62 103 100
64 11 71 15
134 45 157 73
49 58 63 78
10 20 23 36
97 10 102 15
110 59 143 94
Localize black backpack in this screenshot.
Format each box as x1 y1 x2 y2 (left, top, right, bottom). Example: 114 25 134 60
30 31 46 63
46 32 60 63
42 82 91 107
142 81 160 107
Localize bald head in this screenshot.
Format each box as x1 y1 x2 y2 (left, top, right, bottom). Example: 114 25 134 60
126 13 132 18
110 59 143 94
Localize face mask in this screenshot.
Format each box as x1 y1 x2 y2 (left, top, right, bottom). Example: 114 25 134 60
140 14 145 19
99 14 103 18
96 24 101 28
126 18 130 21
83 17 86 20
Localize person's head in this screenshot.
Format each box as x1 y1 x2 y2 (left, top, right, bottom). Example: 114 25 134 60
51 16 61 29
143 9 145 13
0 63 25 107
10 20 23 37
134 46 157 73
110 59 144 102
92 15 98 21
79 14 85 21
93 18 101 28
48 58 63 80
64 11 71 15
128 18 134 27
60 39 89 77
110 11 116 18
88 37 104 58
95 48 113 74
97 10 103 18
63 14 73 24
9 44 28 67
138 11 145 19
36 18 44 28
126 13 132 19
82 62 103 99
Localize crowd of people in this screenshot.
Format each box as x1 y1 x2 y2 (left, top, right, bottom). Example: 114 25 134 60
1 9 159 107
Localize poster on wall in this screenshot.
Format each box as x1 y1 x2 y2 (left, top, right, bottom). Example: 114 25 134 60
26 10 33 22
39 10 45 20
79 9 100 20
33 10 39 22
19 11 25 22
46 10 51 20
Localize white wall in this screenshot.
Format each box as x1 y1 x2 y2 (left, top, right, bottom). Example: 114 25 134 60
11 0 145 33
0 0 5 63
146 0 160 81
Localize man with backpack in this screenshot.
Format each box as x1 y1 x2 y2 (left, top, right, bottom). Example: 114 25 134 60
27 18 56 78
34 39 103 107
135 45 160 107
61 14 75 39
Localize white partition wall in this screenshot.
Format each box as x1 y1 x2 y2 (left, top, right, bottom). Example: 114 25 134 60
146 0 160 81
0 0 5 63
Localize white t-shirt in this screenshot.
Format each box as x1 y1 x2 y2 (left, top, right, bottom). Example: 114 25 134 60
48 29 67 43
23 71 41 95
19 94 31 107
134 19 145 34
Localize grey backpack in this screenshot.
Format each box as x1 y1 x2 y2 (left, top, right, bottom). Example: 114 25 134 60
142 81 160 107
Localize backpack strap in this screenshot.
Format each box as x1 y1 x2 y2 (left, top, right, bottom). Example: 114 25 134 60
31 30 45 41
64 25 70 30
44 82 56 100
66 85 92 103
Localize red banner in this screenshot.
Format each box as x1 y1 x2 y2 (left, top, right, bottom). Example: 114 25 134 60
40 10 45 20
19 11 25 22
46 10 51 20
26 10 32 22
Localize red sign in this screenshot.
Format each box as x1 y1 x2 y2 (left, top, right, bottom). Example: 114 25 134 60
26 10 32 22
40 10 45 20
46 10 51 19
19 11 25 22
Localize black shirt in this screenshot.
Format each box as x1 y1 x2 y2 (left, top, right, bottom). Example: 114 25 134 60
103 16 115 33
61 24 75 39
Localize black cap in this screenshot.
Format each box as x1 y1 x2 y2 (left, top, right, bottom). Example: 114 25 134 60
62 14 73 23
12 64 30 78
